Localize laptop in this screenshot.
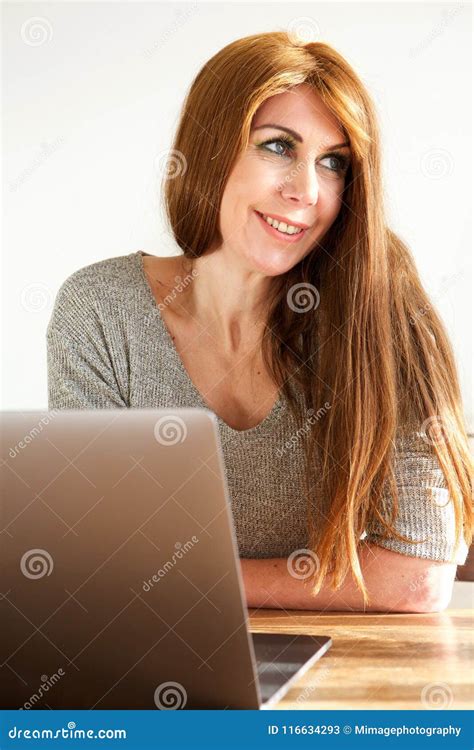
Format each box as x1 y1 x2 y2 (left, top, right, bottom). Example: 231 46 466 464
0 409 331 709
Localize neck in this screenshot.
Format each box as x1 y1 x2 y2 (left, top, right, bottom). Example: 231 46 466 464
179 246 274 355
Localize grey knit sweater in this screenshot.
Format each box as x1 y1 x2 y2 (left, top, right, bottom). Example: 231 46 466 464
46 251 468 565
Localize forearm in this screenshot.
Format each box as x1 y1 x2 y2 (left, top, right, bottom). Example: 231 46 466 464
239 544 453 612
240 556 378 612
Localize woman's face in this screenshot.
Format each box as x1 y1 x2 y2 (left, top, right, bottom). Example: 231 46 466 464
217 83 351 277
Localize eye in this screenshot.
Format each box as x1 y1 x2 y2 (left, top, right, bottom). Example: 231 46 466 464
258 137 296 158
256 136 351 176
319 153 350 175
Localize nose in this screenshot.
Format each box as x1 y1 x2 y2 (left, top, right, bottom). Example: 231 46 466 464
280 161 319 206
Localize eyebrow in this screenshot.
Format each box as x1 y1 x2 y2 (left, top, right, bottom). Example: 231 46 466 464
252 123 350 150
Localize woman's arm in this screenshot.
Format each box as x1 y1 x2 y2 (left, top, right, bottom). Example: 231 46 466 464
240 543 457 613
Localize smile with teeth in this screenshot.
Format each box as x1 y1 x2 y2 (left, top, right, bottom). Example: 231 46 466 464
256 211 305 235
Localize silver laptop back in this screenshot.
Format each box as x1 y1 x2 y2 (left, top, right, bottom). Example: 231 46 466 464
0 409 261 709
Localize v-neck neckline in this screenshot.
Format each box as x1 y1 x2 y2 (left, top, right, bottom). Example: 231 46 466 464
133 250 285 435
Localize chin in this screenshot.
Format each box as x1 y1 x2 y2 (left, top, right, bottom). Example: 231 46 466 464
246 249 301 277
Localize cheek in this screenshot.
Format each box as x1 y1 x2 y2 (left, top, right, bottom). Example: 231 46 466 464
318 185 343 226
227 155 283 208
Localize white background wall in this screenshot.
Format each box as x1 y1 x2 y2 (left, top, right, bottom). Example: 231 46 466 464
2 1 472 430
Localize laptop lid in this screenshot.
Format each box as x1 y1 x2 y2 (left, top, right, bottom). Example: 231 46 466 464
0 408 262 709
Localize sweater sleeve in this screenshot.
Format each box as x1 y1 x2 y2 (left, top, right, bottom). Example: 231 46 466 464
46 274 128 410
364 428 469 565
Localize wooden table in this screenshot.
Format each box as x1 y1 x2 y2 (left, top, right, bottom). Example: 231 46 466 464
248 608 473 710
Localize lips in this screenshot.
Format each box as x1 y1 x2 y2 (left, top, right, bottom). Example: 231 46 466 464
254 210 308 244
256 210 310 230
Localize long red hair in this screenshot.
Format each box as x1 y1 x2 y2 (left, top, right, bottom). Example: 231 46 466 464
163 32 473 603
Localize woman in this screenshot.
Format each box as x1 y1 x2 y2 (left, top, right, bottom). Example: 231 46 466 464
47 32 472 613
